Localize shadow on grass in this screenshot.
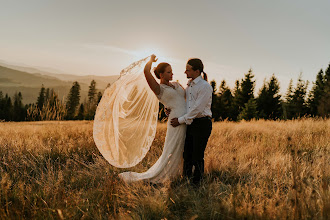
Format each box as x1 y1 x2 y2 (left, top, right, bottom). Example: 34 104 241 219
207 169 253 186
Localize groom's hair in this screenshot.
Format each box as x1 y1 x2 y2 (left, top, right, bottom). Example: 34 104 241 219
153 62 170 79
187 58 208 81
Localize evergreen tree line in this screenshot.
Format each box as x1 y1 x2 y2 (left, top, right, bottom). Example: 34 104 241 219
0 62 329 122
211 63 330 121
0 80 104 121
0 91 26 121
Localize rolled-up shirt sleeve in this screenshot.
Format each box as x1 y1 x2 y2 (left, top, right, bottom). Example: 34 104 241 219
178 84 212 125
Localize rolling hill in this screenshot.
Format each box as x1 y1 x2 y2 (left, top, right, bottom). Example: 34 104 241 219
0 63 119 104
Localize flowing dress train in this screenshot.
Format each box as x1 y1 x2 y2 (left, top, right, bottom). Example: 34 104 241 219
119 82 186 183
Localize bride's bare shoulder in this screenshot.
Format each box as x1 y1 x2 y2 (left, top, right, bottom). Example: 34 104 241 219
174 82 185 90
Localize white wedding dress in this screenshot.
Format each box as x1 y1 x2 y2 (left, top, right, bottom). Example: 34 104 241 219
119 82 187 183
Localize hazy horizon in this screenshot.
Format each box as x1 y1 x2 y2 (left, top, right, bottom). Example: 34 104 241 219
1 0 330 94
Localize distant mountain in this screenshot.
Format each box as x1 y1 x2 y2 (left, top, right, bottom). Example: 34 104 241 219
38 73 120 90
0 59 67 76
0 63 119 104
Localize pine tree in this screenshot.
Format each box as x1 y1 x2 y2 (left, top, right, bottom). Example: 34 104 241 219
45 88 50 104
37 84 46 110
325 63 330 81
231 80 241 121
283 79 294 119
13 92 25 121
256 75 282 119
307 69 325 116
237 69 255 107
231 69 255 121
48 89 57 107
66 81 81 119
257 80 268 119
267 75 282 119
4 94 13 121
88 80 97 103
217 80 233 120
97 91 102 104
77 103 85 120
286 79 294 102
290 74 309 118
86 80 97 119
238 98 258 121
318 63 330 116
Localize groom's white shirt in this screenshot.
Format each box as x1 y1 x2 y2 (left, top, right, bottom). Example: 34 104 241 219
178 75 212 125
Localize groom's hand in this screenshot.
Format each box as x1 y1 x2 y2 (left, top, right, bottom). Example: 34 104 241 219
170 118 180 127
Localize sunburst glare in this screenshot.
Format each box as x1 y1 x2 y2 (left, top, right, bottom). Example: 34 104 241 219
131 48 169 63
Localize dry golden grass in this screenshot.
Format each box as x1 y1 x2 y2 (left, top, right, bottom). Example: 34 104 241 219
0 119 329 219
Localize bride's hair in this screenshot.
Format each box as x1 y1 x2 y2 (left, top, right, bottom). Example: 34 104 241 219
153 62 170 79
187 58 208 81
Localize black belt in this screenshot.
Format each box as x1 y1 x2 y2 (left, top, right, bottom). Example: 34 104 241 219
193 116 212 121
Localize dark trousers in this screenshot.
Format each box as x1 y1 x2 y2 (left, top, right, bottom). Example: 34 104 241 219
183 117 212 184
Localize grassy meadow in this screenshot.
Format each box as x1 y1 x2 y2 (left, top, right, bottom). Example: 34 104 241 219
0 119 329 219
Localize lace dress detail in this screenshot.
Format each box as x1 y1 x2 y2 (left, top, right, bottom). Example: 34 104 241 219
119 82 187 183
93 57 159 168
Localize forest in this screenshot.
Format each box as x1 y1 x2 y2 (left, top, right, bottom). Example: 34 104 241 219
1 62 329 121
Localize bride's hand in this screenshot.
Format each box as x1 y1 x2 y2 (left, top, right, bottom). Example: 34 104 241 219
164 108 171 117
150 54 158 63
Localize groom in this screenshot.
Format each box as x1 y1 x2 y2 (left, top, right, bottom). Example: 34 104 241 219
171 58 213 185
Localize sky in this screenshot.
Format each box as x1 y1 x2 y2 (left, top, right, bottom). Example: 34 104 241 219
1 0 330 94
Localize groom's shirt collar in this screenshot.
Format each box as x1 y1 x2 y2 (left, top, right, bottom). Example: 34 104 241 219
187 75 203 86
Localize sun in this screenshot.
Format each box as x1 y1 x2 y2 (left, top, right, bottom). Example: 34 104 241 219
132 47 168 63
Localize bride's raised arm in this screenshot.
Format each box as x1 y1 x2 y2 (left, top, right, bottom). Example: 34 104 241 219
144 54 160 95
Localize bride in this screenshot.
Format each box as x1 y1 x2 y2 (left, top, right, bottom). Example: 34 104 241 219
118 55 187 183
